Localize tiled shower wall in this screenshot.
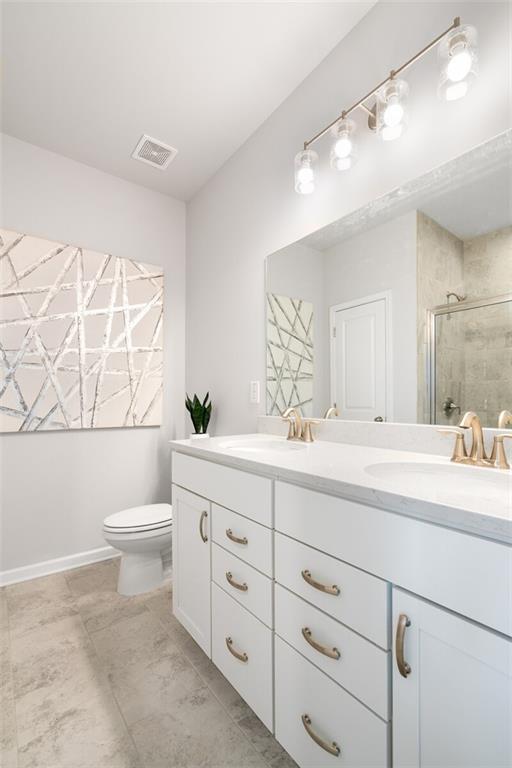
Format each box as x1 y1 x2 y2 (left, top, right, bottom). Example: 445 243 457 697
417 217 512 427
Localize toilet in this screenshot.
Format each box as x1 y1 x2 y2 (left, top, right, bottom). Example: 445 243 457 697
103 503 172 596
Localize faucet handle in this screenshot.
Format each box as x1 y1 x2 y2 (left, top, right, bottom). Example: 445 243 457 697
301 419 320 443
437 428 468 463
490 434 512 470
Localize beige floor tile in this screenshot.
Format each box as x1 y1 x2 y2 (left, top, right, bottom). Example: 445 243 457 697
1 655 18 768
90 609 178 675
76 588 149 634
11 615 94 699
65 559 120 597
109 647 205 726
6 574 77 641
237 712 291 765
130 686 266 768
193 657 252 722
0 587 9 632
17 684 139 768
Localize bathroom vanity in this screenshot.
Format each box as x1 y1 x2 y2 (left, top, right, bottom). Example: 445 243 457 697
170 433 512 768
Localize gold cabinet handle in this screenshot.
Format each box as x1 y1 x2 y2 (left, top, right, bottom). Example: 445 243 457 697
396 613 411 678
199 510 208 543
302 627 340 660
226 571 248 592
301 714 340 757
225 636 248 663
226 528 248 545
301 569 340 596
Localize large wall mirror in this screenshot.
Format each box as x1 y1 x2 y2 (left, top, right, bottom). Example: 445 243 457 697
265 132 511 428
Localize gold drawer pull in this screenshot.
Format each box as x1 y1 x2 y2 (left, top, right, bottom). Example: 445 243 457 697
302 627 340 660
396 613 411 678
226 571 248 592
301 569 340 596
301 714 340 757
225 636 248 663
226 528 248 545
199 510 208 543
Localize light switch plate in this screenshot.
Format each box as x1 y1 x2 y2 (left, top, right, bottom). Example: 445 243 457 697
250 381 260 404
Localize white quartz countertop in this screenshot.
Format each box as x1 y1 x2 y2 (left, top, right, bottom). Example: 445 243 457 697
169 434 512 545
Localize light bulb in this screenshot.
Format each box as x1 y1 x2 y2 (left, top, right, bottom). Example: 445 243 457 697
383 99 404 128
297 166 314 184
330 117 357 172
334 136 352 159
447 47 472 82
294 149 317 194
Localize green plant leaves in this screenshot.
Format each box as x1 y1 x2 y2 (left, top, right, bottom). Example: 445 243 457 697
185 392 212 434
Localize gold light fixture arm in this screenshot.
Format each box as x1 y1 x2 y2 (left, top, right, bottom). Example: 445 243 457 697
303 16 461 150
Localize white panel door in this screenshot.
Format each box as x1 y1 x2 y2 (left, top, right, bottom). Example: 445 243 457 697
393 588 512 768
331 295 387 421
172 485 211 656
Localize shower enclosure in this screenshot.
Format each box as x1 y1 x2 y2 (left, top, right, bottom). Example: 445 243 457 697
428 293 512 427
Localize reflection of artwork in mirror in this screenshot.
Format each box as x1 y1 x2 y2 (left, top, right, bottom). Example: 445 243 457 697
430 295 512 428
266 293 313 416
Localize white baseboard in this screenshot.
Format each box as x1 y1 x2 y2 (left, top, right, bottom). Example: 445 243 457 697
0 545 120 587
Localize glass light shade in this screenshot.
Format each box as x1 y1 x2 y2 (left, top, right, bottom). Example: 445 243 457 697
330 117 357 171
438 25 478 101
376 79 409 142
294 149 318 194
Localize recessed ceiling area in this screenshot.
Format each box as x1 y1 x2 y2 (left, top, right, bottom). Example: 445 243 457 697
1 2 375 201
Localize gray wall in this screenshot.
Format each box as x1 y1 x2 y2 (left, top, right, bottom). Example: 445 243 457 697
186 1 511 436
0 135 186 573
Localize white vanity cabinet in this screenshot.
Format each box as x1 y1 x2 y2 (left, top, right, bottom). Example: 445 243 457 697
171 448 512 768
172 485 211 655
392 589 512 768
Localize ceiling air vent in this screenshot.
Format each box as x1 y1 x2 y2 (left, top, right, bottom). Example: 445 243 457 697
131 134 178 170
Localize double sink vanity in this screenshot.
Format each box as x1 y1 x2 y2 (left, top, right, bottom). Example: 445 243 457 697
170 424 512 768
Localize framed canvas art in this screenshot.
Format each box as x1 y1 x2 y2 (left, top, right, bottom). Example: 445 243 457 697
0 229 164 432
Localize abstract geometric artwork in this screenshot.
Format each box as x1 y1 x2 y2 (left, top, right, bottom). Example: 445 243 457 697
0 229 163 432
266 292 313 417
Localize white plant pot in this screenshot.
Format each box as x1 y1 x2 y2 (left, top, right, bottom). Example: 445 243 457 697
190 433 210 440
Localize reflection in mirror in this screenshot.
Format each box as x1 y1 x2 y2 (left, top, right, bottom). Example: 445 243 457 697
265 134 512 427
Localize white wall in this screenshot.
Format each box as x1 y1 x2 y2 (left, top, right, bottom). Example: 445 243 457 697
0 135 186 573
186 1 511 436
323 212 418 423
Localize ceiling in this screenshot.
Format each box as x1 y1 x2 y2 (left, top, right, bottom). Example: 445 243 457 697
2 2 375 201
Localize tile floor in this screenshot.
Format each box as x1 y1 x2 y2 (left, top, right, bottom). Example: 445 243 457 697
0 559 297 768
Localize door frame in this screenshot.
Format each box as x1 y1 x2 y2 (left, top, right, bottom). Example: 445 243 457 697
329 290 393 422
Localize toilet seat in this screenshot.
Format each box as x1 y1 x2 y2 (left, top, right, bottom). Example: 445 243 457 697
103 503 172 534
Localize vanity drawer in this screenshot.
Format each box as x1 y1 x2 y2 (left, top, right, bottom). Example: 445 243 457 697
275 636 389 768
212 583 273 730
212 544 273 627
275 481 512 637
275 584 389 720
212 503 272 576
172 452 272 527
275 532 389 649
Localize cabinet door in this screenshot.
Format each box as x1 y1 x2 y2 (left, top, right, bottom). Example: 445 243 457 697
393 588 512 768
172 485 211 656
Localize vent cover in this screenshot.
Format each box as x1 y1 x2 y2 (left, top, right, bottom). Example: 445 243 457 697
131 134 178 170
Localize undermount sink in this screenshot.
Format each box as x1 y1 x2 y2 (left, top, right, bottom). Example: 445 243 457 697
218 436 307 454
365 461 512 503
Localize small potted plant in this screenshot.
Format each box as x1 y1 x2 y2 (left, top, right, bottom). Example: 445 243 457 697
185 392 212 439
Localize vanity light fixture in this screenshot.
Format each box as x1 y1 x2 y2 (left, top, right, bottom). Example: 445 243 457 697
330 117 357 170
294 148 318 194
295 17 477 193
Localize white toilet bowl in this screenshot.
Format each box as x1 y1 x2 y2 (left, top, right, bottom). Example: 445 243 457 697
103 503 172 596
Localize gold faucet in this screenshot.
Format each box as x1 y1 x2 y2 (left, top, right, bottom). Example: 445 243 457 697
489 410 512 469
458 411 492 467
437 428 468 463
282 408 303 441
281 407 318 442
323 406 339 419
